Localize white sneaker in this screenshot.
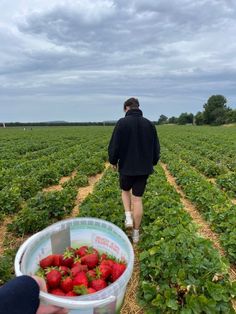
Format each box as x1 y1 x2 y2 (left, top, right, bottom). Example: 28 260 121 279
132 229 139 243
125 215 133 229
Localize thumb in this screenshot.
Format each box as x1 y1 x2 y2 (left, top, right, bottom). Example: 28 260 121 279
36 304 68 314
31 275 47 292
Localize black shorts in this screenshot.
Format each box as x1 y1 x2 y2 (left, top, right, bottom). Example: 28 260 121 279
119 174 149 197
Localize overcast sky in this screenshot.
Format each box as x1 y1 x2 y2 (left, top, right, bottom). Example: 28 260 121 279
1 0 236 122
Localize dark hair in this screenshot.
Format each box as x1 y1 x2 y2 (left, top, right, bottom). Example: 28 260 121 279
123 97 139 110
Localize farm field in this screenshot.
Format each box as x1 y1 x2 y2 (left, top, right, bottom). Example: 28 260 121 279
0 125 236 313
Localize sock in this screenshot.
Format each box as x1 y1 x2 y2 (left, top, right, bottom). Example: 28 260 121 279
133 229 139 235
125 211 132 218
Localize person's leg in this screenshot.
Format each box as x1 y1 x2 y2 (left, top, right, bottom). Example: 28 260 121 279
132 195 143 230
122 190 133 228
119 175 133 228
131 175 148 243
122 190 132 212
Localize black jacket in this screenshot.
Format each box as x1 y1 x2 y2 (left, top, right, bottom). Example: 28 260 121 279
108 109 160 175
0 276 40 314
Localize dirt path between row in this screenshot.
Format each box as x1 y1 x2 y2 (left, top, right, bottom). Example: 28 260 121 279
0 217 14 255
0 170 79 255
0 163 143 312
67 164 143 313
43 170 77 192
70 163 110 217
161 162 236 310
0 167 106 255
121 246 144 314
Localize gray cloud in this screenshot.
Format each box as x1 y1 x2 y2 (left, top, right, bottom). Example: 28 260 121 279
0 0 236 122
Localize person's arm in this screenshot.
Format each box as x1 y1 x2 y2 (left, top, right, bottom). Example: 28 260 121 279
0 275 40 314
0 276 68 314
108 121 121 166
152 125 160 165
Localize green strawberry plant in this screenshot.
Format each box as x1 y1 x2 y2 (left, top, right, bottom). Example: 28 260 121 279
161 149 236 263
138 166 236 313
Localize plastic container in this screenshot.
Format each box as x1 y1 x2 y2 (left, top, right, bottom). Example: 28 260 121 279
15 218 134 314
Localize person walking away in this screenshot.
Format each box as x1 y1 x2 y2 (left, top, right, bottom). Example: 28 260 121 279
108 97 160 243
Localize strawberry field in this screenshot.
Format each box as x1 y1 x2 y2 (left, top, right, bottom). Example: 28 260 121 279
0 125 236 313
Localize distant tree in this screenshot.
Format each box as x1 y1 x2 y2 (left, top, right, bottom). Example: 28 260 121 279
203 95 228 125
224 109 236 124
178 112 194 125
157 114 168 125
168 116 178 124
195 111 204 125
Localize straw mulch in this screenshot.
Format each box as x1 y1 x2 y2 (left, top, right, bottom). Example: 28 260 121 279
121 246 144 314
161 162 236 312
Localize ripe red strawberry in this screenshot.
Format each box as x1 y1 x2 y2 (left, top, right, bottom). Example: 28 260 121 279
86 269 97 282
100 259 115 268
100 253 107 261
66 291 77 296
46 269 62 288
75 245 88 257
39 255 54 269
52 254 63 267
89 247 99 255
81 253 99 269
88 287 96 294
110 263 126 282
72 257 81 267
59 266 70 276
71 264 88 277
60 276 73 293
61 248 74 268
97 264 112 280
90 279 107 291
72 272 88 288
50 288 65 296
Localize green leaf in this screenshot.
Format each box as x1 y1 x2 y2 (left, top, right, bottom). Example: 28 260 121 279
166 298 179 310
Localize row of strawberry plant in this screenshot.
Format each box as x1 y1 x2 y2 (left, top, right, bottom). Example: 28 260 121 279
0 127 111 284
139 166 236 313
0 139 106 190
161 140 236 198
159 127 236 198
216 172 236 198
0 153 105 217
0 172 103 287
161 148 236 263
0 126 109 184
79 168 124 227
164 142 228 177
6 149 107 236
158 125 236 172
78 166 236 313
0 142 107 215
7 186 77 235
0 166 103 283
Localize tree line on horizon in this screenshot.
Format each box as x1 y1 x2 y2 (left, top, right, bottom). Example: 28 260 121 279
2 95 236 127
157 95 236 126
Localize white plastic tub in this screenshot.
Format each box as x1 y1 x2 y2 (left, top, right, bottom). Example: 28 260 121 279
15 218 134 314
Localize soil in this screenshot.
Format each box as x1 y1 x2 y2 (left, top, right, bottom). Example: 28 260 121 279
161 162 236 303
43 170 77 192
121 246 144 314
0 217 13 255
70 163 110 217
2 161 234 311
0 162 144 312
